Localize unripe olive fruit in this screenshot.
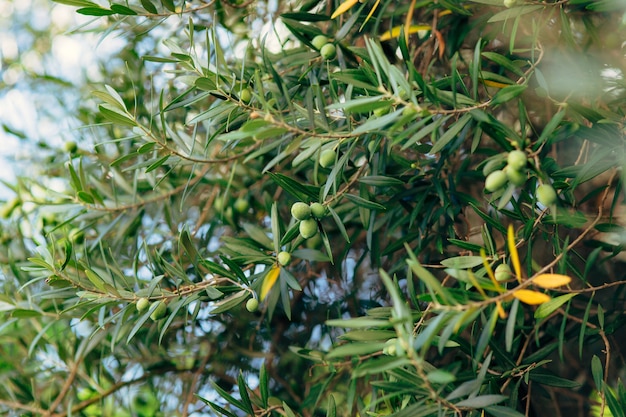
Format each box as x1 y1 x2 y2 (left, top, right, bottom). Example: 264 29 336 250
291 202 311 220
213 196 224 212
383 338 399 356
136 297 150 312
245 298 259 312
506 167 527 186
536 184 557 206
64 141 78 154
320 43 336 60
277 251 291 266
311 35 329 50
310 202 326 219
319 148 336 168
485 170 508 192
503 0 518 7
77 388 94 401
306 232 322 249
299 218 318 239
507 150 527 171
233 197 249 214
239 88 252 104
494 263 513 282
150 301 167 321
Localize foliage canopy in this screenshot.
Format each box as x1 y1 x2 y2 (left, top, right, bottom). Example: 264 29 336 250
2 0 626 416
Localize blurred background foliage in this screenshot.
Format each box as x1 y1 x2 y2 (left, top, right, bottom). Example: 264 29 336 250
1 0 626 416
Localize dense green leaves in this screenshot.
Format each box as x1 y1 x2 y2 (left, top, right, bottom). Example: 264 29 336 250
2 0 626 416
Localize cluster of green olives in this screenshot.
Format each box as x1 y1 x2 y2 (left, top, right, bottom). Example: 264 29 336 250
291 201 326 239
311 35 336 60
484 149 557 207
485 150 529 192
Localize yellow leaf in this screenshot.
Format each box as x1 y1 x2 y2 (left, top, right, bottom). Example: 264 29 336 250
331 0 359 19
480 249 504 292
360 0 381 29
513 289 551 305
260 264 280 301
467 270 487 299
532 273 572 289
507 224 522 283
496 301 507 319
483 80 510 89
380 25 431 41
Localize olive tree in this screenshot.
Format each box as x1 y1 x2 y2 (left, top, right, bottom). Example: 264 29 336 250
1 0 626 416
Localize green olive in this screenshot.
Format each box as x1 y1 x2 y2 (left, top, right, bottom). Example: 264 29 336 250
503 0 518 7
507 150 527 171
233 197 249 214
277 251 291 266
494 264 513 282
536 184 557 206
485 170 508 192
310 202 326 219
506 167 527 186
311 35 329 50
150 301 168 321
64 141 78 154
291 202 311 220
320 43 336 60
136 297 150 312
239 88 252 103
299 218 318 239
245 298 259 312
319 148 337 168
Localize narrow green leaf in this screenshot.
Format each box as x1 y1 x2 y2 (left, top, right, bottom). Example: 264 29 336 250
140 0 158 13
481 51 525 77
326 317 392 328
237 373 254 414
268 172 320 201
259 362 269 407
77 191 95 204
505 298 519 352
358 176 404 186
430 113 472 154
490 84 527 106
110 4 137 15
98 105 137 127
52 0 98 6
440 256 484 269
210 290 248 314
534 293 577 319
455 394 507 408
339 330 396 341
344 193 386 211
161 0 176 12
485 405 526 417
326 342 388 359
76 7 115 15
579 294 594 357
145 155 170 173
488 5 543 23
427 370 456 384
326 394 336 417
591 355 603 390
